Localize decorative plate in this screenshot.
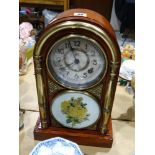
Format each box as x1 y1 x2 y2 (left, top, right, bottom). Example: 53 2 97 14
51 91 100 129
119 59 135 81
29 137 83 155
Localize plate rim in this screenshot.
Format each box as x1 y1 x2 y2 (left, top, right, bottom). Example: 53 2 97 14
29 137 83 155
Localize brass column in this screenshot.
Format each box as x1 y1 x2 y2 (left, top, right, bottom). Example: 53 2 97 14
34 55 48 128
100 61 120 134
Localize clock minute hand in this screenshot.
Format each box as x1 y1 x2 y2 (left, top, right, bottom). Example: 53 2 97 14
68 40 77 58
68 40 73 50
68 40 80 64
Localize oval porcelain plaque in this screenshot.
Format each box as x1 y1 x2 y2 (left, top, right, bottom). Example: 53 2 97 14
50 91 100 129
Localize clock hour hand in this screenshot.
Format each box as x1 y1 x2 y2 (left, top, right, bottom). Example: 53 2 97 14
60 62 74 71
66 62 74 67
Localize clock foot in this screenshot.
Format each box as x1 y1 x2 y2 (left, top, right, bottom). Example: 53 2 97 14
34 117 113 148
100 125 109 135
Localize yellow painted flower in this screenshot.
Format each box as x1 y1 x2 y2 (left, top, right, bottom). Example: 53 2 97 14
60 97 89 126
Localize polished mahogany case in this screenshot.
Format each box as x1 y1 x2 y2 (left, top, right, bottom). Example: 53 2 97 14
33 9 121 147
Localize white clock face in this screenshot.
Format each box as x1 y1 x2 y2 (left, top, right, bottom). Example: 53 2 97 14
47 35 107 89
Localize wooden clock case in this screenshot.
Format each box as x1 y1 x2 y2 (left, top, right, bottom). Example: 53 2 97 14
33 9 121 147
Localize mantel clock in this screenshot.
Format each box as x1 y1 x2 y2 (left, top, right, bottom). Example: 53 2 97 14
33 9 121 147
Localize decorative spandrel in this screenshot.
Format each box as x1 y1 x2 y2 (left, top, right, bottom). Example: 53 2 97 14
48 80 63 94
86 84 103 99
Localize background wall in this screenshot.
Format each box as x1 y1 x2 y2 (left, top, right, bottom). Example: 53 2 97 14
110 0 121 31
70 0 114 21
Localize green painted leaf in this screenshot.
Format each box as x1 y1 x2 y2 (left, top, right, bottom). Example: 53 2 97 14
66 118 72 123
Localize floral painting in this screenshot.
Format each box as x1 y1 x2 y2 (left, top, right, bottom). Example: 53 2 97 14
61 97 90 126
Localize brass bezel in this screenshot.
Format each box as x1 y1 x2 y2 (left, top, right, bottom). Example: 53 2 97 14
46 34 108 90
49 90 101 129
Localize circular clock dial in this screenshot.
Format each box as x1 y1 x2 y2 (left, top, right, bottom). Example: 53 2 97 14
51 91 100 129
47 35 107 89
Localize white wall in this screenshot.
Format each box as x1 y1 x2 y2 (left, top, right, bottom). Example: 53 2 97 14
110 0 121 31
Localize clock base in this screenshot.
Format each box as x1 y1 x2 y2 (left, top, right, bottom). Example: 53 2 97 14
33 118 113 148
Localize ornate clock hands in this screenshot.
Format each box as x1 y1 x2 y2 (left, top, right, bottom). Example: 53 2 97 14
68 40 80 64
68 40 74 51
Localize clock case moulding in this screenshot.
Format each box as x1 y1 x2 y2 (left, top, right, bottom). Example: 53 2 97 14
33 8 121 148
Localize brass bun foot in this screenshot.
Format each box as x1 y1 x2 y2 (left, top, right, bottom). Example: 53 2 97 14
100 124 109 135
34 118 113 148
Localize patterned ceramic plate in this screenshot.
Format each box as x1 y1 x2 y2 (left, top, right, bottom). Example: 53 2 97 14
119 59 135 81
29 137 83 155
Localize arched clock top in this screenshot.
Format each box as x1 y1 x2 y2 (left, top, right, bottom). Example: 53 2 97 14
34 9 121 64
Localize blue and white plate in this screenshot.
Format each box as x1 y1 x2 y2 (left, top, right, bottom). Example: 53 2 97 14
29 137 83 155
